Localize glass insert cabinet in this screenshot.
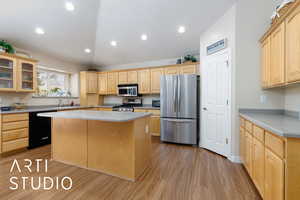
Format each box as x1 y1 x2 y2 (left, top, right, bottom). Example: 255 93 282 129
0 53 37 92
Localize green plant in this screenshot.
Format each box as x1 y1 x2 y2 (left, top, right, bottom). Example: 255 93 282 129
184 54 197 63
50 87 62 94
0 40 15 54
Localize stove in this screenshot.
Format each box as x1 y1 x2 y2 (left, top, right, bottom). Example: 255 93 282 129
112 105 135 112
112 97 142 112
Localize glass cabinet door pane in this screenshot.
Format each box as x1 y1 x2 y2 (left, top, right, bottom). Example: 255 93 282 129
0 58 14 89
21 63 34 90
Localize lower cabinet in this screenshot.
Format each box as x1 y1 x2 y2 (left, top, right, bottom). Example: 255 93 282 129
134 109 160 136
98 107 113 111
239 116 293 200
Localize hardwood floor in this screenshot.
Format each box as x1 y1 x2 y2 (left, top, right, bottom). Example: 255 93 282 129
0 137 261 200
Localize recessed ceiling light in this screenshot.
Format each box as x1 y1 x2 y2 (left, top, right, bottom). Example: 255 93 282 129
110 41 117 47
65 2 75 11
141 34 148 41
35 27 45 35
178 26 186 34
84 48 91 53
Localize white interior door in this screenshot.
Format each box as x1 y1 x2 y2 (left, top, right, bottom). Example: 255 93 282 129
200 51 230 157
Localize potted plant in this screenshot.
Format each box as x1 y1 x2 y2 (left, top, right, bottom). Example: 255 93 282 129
0 40 15 54
183 55 197 63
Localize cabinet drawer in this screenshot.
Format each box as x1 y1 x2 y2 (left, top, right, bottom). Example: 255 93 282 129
245 120 253 133
148 109 160 116
2 138 28 152
240 117 245 128
253 125 265 143
2 113 29 122
2 128 28 142
265 131 285 158
2 121 29 131
98 108 112 111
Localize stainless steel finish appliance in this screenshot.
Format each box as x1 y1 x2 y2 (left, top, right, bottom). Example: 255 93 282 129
152 99 160 108
160 74 199 145
112 97 142 112
118 84 138 97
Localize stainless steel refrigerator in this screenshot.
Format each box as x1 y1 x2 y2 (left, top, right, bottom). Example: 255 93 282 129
160 74 199 145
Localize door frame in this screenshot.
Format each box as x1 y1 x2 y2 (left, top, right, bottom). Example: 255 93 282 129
199 48 232 159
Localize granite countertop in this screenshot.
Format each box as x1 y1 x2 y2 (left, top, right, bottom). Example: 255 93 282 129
38 110 152 122
0 105 93 114
240 109 300 138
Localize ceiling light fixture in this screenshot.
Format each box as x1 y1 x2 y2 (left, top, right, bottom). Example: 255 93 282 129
178 26 186 34
84 48 91 53
65 2 75 11
141 34 148 41
110 41 117 47
35 27 45 35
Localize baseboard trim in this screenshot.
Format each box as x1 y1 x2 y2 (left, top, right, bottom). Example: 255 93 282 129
228 155 242 163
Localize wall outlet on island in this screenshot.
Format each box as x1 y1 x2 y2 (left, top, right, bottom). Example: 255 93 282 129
260 95 267 104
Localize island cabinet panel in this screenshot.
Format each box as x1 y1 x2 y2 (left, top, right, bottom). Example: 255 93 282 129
138 69 150 94
265 148 284 200
150 68 164 94
98 72 108 95
261 37 271 88
52 118 88 167
118 71 128 84
127 70 138 84
285 5 300 83
107 72 118 95
270 23 285 87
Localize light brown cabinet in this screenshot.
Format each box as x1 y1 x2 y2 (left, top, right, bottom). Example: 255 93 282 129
86 72 98 94
285 5 300 83
134 109 160 136
138 69 151 94
107 72 118 94
150 68 164 94
98 72 108 95
244 131 253 177
80 71 102 106
261 37 271 88
17 59 37 92
265 148 284 200
0 54 17 91
164 66 179 75
118 71 128 84
180 64 198 74
127 70 138 84
252 138 265 197
270 23 285 87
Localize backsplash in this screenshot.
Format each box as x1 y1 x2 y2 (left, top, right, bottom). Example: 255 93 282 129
103 95 160 105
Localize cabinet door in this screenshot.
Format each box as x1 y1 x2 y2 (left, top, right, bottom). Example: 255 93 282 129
118 71 128 84
252 138 265 198
0 55 17 91
138 69 150 94
17 59 37 92
164 66 179 75
245 131 253 177
150 116 160 136
98 73 107 95
240 127 245 163
261 37 271 88
180 65 197 74
107 72 118 94
86 72 98 94
270 23 285 86
286 6 300 83
150 68 164 94
265 148 284 200
128 70 138 83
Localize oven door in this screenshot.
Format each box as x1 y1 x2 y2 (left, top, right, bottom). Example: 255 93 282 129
118 84 138 97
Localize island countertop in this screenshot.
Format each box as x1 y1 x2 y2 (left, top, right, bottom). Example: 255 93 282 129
38 110 152 122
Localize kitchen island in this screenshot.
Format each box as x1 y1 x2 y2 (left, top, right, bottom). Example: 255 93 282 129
38 110 152 181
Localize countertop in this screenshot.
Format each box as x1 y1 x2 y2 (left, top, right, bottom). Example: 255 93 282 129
38 110 152 122
0 105 93 114
240 109 300 138
96 104 160 110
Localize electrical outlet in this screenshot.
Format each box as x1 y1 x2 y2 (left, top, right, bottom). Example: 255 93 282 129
260 95 267 104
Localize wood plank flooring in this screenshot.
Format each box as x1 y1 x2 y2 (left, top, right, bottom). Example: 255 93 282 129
0 137 261 200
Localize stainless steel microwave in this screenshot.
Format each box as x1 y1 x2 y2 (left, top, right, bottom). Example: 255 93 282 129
117 84 139 97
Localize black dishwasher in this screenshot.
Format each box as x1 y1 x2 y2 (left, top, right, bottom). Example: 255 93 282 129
28 110 57 149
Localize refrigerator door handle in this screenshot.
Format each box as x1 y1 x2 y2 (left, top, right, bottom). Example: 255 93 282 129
173 76 177 112
162 119 194 123
177 75 181 113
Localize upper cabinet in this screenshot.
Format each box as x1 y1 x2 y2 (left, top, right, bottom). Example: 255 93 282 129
0 53 37 93
85 72 98 94
260 1 300 89
164 66 179 75
180 64 198 74
107 72 118 94
98 72 107 95
0 54 17 91
286 5 300 83
138 69 151 94
118 71 128 85
150 68 164 94
127 70 138 84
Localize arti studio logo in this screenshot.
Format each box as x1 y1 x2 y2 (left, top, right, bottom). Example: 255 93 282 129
9 159 72 190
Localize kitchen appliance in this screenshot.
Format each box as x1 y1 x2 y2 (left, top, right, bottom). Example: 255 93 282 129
118 84 139 97
160 74 199 145
152 99 160 108
112 97 142 112
29 110 57 149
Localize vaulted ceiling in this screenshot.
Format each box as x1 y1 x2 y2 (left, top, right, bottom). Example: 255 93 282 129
0 0 236 68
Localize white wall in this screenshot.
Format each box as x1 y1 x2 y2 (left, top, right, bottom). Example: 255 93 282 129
0 49 88 106
200 4 236 160
284 85 300 111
